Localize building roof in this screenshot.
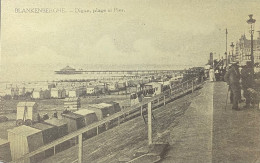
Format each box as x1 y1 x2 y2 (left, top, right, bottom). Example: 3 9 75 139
61 66 76 71
17 102 37 107
44 118 67 127
74 109 95 116
32 123 55 131
8 125 41 137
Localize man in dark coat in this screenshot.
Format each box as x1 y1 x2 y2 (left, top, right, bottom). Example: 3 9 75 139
224 62 241 110
241 61 255 108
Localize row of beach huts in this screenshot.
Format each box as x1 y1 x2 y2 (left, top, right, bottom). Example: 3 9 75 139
0 101 123 163
0 75 184 163
0 74 183 100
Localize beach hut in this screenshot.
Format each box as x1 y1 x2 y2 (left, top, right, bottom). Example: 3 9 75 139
32 89 43 99
96 84 107 94
61 112 85 133
107 101 121 113
31 123 59 157
64 97 81 111
68 87 85 97
16 102 38 126
107 82 118 92
0 138 12 162
8 125 45 163
74 109 98 125
44 118 68 138
86 85 99 95
42 90 51 99
51 88 66 99
118 81 127 89
32 123 58 144
18 87 26 96
4 88 13 96
68 89 77 97
61 112 86 145
144 82 163 95
88 102 120 121
74 109 98 138
44 118 69 153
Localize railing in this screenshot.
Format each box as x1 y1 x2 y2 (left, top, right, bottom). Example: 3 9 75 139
10 77 204 163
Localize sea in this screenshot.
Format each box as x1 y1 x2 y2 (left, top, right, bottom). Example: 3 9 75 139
0 63 188 90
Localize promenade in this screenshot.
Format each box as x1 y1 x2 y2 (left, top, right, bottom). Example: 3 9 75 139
40 81 260 163
162 81 260 163
212 82 260 163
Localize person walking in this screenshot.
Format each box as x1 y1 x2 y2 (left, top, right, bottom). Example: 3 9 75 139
241 61 255 108
209 67 216 82
224 62 241 110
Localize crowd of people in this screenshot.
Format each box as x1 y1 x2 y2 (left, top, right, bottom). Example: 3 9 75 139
224 61 257 110
209 66 226 82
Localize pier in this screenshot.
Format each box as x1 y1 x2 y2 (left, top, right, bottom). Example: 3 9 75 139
55 69 185 75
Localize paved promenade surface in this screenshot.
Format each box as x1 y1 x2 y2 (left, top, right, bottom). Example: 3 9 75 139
162 81 260 163
41 81 260 163
161 81 214 163
212 82 260 163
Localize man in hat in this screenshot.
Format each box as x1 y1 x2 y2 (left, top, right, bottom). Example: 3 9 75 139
224 62 241 110
241 61 255 108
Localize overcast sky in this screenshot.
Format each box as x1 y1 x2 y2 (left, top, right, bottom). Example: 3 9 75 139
1 0 260 68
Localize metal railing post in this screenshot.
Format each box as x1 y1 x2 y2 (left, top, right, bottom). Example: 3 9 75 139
141 105 143 116
78 134 83 163
164 95 166 106
118 117 120 126
148 102 152 145
192 79 194 93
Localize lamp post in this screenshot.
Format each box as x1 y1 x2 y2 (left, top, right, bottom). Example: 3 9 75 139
230 42 235 62
246 14 256 71
225 28 228 67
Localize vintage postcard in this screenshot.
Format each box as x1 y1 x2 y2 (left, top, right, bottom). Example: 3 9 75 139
0 0 260 163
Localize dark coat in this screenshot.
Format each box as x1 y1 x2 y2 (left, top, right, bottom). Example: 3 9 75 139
224 65 240 86
241 67 254 89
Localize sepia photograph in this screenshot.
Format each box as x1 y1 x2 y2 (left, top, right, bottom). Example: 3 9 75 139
0 0 260 162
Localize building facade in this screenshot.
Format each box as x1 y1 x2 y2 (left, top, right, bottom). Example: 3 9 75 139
235 32 260 66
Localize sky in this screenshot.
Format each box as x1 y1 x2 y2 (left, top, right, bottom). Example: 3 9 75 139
1 0 260 69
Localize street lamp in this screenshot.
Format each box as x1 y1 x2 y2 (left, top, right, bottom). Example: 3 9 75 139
246 14 256 70
230 42 235 62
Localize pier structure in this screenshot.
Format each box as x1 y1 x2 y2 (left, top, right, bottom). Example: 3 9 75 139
55 69 185 76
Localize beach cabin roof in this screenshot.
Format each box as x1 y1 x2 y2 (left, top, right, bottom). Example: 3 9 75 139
74 109 95 116
89 103 113 109
17 102 37 107
62 112 83 120
32 123 54 131
8 125 41 137
44 118 67 127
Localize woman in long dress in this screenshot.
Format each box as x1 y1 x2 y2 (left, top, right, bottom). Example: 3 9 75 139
209 68 216 81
